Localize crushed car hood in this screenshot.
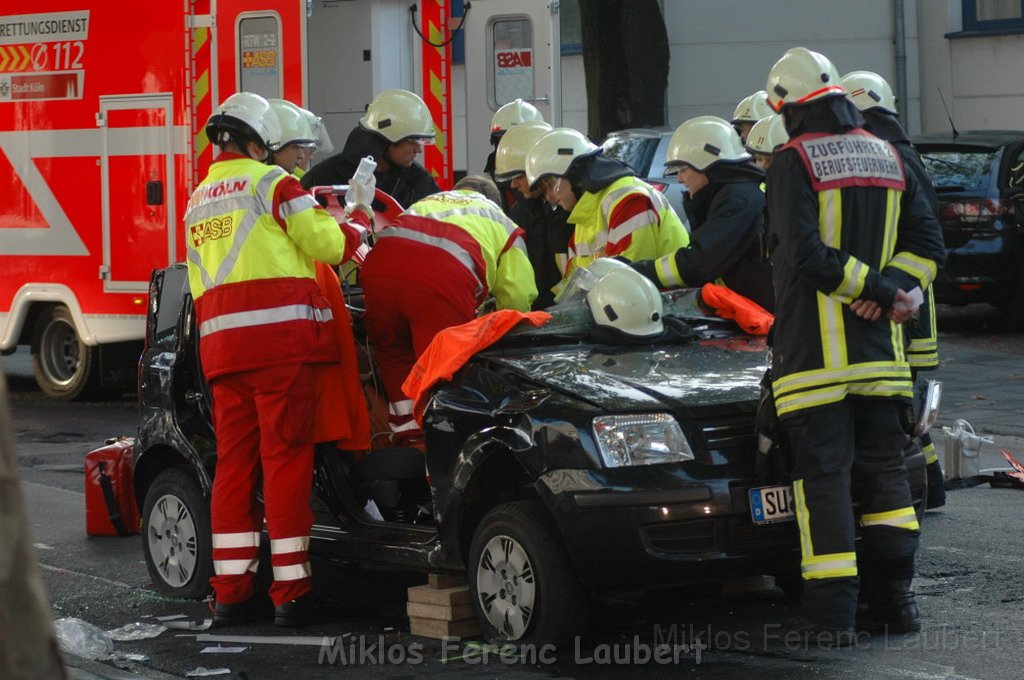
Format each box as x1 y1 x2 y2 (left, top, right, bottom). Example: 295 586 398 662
480 336 768 414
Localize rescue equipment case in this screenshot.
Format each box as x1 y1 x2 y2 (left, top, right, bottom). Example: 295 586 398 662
85 436 140 536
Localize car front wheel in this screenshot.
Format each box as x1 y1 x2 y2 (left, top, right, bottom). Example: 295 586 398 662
142 467 213 599
468 501 585 646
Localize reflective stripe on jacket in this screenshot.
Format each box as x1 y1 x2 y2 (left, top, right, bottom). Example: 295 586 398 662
564 176 689 277
185 154 346 379
391 190 537 311
767 129 945 418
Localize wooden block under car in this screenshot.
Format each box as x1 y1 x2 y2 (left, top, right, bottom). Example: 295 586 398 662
407 584 471 606
409 616 480 639
428 573 466 590
407 600 475 621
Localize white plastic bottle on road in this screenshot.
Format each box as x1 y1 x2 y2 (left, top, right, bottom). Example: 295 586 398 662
346 155 377 209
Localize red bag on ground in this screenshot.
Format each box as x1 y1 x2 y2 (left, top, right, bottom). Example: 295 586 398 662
85 437 140 536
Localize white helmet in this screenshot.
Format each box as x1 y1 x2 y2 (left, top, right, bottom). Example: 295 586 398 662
731 91 772 124
490 98 545 138
206 91 282 151
299 107 334 154
525 128 599 190
269 99 316 147
494 121 553 181
765 47 845 112
665 116 750 172
587 268 664 338
840 70 897 114
745 114 789 155
360 89 437 144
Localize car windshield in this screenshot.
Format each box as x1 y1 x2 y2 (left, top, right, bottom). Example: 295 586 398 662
919 148 997 192
602 134 659 177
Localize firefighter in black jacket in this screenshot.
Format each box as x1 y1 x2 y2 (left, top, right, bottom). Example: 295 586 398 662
764 48 946 640
494 120 573 308
842 69 946 510
629 115 775 312
301 89 440 208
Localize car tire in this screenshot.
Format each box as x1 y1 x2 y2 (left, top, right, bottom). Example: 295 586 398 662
468 500 585 646
142 467 213 599
30 305 100 400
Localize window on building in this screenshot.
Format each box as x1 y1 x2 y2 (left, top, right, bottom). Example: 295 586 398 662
238 15 282 97
451 0 583 64
962 0 1024 32
490 18 534 107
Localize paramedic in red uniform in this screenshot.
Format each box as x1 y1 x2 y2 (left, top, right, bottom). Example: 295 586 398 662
360 176 537 444
184 92 366 627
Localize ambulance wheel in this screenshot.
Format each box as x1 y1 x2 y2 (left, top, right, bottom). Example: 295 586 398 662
30 305 99 400
142 467 213 599
468 501 585 646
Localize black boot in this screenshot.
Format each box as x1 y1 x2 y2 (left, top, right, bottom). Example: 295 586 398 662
926 460 946 509
214 594 271 628
274 592 316 627
857 579 922 634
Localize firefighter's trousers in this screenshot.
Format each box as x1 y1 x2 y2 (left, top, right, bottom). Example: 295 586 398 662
782 397 920 628
208 363 316 607
361 263 476 445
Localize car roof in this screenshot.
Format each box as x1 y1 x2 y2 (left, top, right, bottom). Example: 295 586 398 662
604 127 672 139
913 130 1024 148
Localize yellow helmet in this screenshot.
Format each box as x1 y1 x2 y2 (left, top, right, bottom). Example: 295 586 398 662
490 98 545 137
494 121 553 181
765 47 845 112
524 128 599 190
731 91 772 124
359 89 437 144
840 70 897 114
745 114 789 156
269 99 316 147
665 116 749 172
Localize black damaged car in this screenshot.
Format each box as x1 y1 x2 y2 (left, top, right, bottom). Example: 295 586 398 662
133 263 925 645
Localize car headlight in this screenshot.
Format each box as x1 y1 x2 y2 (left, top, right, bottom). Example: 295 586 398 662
592 414 694 467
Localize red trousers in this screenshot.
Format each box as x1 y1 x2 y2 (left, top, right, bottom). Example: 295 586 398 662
361 256 476 444
208 363 316 606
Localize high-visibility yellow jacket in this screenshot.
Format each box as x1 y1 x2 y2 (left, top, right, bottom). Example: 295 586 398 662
563 176 689 277
185 153 348 379
386 190 537 312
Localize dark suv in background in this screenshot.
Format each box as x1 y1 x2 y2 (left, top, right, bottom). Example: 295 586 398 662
914 131 1024 326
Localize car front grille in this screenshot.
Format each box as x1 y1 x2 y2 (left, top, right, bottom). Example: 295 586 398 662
724 516 799 556
697 415 757 450
644 519 717 554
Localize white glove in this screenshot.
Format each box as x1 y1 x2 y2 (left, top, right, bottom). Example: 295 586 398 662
352 242 372 265
345 174 376 211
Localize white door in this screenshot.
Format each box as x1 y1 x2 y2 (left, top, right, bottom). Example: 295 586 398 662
464 0 560 175
98 93 176 293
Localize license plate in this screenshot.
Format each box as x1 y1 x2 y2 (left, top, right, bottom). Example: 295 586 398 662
748 485 796 524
